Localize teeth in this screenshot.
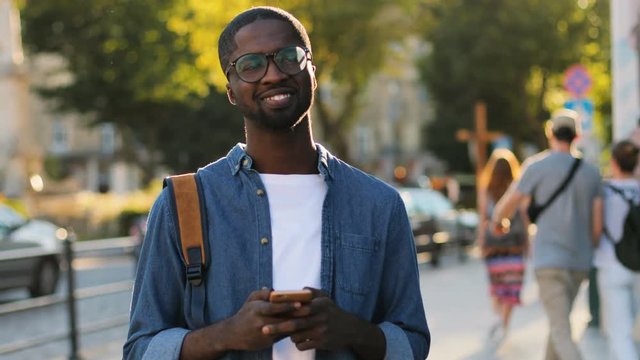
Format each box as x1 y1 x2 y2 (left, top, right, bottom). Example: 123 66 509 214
265 93 291 101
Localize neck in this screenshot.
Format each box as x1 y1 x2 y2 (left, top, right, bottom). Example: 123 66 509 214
550 138 572 153
245 117 318 174
613 169 635 179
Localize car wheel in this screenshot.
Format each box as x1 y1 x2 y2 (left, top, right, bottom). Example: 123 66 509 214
29 258 60 297
430 247 441 267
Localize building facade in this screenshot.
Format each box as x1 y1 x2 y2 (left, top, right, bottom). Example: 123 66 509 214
0 0 141 216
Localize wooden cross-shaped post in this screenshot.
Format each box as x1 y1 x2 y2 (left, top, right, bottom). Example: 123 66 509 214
455 101 503 198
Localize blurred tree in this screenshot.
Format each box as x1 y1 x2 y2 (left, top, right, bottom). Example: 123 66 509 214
20 0 244 178
21 0 419 176
416 0 610 171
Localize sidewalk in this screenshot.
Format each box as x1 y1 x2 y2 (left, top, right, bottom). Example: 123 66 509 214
421 252 638 360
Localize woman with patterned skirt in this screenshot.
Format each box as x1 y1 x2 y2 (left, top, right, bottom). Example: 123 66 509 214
477 148 529 343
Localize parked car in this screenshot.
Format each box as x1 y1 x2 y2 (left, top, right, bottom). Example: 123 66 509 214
0 204 64 297
398 187 479 266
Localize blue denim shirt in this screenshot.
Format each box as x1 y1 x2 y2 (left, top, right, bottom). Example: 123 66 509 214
124 144 430 359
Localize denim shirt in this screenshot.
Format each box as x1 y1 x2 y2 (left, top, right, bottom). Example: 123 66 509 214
124 144 430 360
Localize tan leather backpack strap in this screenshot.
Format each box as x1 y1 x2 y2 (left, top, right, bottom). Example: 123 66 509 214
164 173 206 286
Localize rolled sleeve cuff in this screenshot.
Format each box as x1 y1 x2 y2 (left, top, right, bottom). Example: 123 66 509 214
379 322 413 360
142 328 190 360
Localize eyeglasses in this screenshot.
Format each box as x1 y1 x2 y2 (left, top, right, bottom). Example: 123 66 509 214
225 46 311 83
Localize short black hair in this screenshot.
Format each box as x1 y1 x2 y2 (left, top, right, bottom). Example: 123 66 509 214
552 127 577 143
612 140 639 173
218 7 312 74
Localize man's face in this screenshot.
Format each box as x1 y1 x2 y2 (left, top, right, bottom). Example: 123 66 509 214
225 19 316 131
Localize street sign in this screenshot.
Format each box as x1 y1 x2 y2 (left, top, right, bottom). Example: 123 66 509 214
563 64 592 98
564 98 594 132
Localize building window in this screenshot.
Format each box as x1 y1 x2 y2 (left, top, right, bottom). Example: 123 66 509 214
101 123 115 154
50 119 69 154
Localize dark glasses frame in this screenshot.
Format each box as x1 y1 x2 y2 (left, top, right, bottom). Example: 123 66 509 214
225 46 311 83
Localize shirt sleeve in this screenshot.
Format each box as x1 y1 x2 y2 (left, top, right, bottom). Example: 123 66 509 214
378 194 430 359
123 190 190 360
516 159 537 195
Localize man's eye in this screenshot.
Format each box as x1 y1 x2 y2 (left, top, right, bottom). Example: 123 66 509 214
237 57 264 72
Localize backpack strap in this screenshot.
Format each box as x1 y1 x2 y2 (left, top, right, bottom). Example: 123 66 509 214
538 157 582 212
603 183 635 243
163 173 208 328
606 184 634 205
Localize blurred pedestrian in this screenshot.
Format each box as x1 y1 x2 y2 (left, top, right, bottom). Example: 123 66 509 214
594 140 640 360
477 148 528 344
626 117 640 179
123 6 429 360
444 172 460 205
492 109 603 360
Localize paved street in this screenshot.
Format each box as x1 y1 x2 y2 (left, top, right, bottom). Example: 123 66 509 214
4 250 638 359
420 250 619 360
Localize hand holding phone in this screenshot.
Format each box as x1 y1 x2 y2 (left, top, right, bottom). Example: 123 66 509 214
269 289 313 303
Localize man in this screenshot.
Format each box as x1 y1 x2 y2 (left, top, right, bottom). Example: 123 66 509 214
123 6 430 360
492 109 602 360
594 140 640 360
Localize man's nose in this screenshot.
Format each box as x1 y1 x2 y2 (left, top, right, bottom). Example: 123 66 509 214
261 58 289 83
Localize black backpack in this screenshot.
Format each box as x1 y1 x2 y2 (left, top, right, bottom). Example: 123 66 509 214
603 184 640 272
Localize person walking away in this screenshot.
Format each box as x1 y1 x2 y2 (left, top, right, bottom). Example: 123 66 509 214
594 140 640 360
492 108 603 360
477 148 528 344
123 6 429 360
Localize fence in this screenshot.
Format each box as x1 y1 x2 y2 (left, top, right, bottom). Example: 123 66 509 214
0 235 137 359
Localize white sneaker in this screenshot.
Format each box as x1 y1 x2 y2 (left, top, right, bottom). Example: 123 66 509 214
488 323 507 344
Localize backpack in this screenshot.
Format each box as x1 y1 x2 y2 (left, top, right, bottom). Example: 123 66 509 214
603 184 640 272
163 173 209 328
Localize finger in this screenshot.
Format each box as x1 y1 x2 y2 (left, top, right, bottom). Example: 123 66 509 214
303 287 328 299
290 330 316 345
261 301 303 317
294 337 316 351
286 304 313 318
262 317 312 336
247 288 272 302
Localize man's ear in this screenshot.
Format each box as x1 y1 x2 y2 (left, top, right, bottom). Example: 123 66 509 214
226 84 236 105
311 64 318 90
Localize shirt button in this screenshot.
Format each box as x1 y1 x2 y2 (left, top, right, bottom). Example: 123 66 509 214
260 237 269 245
242 158 249 167
256 189 265 196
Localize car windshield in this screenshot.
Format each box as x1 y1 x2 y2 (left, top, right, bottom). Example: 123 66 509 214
399 188 453 217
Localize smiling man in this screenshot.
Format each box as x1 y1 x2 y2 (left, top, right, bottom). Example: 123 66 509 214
123 6 430 360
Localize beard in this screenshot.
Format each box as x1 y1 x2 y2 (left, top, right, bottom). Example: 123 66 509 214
245 86 315 132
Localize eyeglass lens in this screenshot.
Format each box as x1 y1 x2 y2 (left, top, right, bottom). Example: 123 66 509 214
233 46 308 83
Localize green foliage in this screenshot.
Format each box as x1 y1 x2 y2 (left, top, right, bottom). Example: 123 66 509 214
21 0 418 169
21 0 244 175
288 0 418 159
417 0 610 170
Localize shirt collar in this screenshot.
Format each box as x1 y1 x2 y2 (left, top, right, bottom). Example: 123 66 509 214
226 143 333 180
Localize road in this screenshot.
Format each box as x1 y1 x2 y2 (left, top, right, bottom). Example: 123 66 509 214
1 249 635 359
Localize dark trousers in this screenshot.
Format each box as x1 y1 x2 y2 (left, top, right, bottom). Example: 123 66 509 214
588 267 600 327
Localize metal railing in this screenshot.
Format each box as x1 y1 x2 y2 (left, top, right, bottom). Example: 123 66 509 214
0 235 137 359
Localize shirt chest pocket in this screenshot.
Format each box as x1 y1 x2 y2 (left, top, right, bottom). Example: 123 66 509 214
336 233 382 296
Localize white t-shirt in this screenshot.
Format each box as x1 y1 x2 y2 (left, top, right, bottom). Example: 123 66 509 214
259 174 327 360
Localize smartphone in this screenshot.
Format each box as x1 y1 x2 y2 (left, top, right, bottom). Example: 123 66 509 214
269 289 313 303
